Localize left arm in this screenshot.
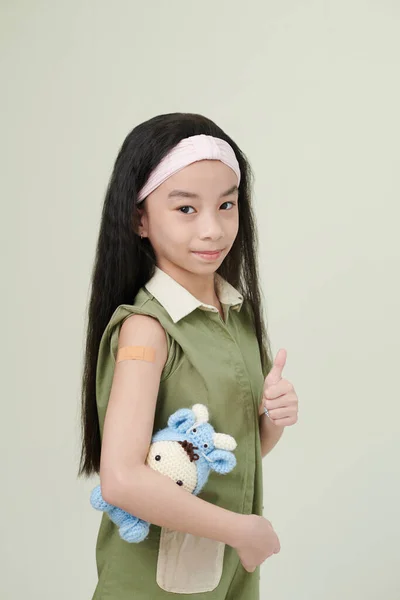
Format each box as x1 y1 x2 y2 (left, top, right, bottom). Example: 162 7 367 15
259 414 285 458
258 349 299 458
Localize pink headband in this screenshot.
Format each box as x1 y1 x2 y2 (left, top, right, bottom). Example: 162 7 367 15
136 134 241 203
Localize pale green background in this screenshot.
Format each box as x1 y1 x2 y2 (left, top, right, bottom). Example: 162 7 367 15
1 1 399 599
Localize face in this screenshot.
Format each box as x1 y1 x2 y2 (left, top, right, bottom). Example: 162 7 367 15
138 160 239 277
146 440 197 493
186 423 215 457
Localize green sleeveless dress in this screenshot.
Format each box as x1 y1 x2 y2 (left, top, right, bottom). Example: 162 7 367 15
92 267 267 599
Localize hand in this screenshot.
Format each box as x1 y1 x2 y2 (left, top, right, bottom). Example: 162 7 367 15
260 349 299 426
232 514 280 572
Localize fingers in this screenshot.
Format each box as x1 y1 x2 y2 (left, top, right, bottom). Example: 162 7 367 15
264 405 298 420
240 546 281 573
264 380 294 400
241 553 277 572
264 391 296 409
271 416 297 426
265 348 287 386
243 564 256 573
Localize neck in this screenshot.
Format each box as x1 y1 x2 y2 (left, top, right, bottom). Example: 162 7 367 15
156 260 219 307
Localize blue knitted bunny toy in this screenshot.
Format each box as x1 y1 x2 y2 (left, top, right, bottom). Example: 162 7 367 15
90 403 237 543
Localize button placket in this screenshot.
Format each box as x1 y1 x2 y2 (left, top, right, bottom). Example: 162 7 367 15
205 314 257 515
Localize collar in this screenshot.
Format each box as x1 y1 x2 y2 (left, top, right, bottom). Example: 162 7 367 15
144 266 243 323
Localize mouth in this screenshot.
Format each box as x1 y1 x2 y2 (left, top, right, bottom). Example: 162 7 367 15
191 249 224 261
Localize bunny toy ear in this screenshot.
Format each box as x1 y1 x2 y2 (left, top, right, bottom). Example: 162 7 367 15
168 408 196 432
213 433 237 451
191 404 209 424
207 449 237 474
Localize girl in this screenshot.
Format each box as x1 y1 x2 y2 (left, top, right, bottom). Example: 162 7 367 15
79 112 299 599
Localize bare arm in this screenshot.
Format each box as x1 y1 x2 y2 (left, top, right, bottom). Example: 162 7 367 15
100 314 243 547
258 411 284 458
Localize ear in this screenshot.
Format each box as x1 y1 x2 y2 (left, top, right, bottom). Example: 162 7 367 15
168 408 196 433
134 205 148 238
191 404 209 424
213 433 237 451
207 449 237 475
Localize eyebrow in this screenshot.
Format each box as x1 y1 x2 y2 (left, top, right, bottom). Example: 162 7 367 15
168 184 239 200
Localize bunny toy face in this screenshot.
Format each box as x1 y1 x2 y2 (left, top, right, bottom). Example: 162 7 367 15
185 422 216 460
151 404 238 494
90 403 238 544
146 440 198 493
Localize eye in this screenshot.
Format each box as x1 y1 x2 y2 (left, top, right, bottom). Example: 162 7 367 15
155 455 161 461
204 444 208 448
192 428 197 433
176 480 183 486
178 206 195 214
220 201 235 210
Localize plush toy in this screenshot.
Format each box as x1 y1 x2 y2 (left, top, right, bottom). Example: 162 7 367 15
90 403 237 543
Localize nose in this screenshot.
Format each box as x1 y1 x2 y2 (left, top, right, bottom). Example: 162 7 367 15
198 213 224 242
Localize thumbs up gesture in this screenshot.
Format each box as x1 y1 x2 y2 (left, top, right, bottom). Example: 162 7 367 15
260 349 299 427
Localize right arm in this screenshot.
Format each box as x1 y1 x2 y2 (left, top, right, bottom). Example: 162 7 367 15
100 314 280 571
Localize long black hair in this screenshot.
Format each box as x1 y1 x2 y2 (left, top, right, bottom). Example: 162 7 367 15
78 112 273 477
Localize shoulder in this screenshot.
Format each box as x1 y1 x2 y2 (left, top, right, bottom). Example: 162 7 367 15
119 313 168 364
120 312 167 343
106 299 179 381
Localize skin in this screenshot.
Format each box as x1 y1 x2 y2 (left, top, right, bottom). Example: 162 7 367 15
138 159 239 317
259 349 299 457
139 159 299 450
101 159 299 573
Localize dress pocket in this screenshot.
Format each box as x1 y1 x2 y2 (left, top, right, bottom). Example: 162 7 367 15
156 526 225 594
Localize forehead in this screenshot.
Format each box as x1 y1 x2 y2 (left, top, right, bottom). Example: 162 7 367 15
160 159 238 194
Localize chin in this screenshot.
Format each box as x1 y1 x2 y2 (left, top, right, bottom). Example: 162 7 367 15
189 258 224 274
164 251 226 276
